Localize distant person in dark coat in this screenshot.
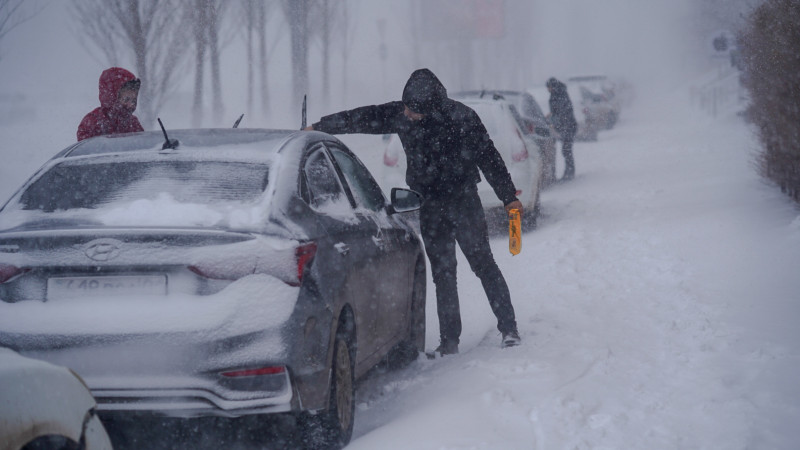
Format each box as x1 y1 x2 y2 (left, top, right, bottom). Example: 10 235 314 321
77 67 144 141
306 68 522 354
546 77 578 180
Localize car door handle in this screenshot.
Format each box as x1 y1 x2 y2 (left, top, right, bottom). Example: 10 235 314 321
334 243 350 255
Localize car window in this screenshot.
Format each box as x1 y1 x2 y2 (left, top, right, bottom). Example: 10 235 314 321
17 160 269 212
329 147 386 212
523 96 546 120
303 148 350 211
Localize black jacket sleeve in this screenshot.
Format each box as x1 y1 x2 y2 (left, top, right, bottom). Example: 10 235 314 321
312 102 405 135
464 110 519 206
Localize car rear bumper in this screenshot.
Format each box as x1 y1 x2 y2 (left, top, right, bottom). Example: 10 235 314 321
92 371 294 418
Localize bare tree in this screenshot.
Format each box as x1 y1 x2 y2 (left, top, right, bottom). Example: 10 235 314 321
186 0 229 126
338 1 359 104
309 0 331 108
239 0 280 117
0 0 47 62
281 0 310 112
307 0 357 109
189 0 208 127
71 0 191 128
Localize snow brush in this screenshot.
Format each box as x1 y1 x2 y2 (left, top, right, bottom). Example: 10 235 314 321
509 209 521 255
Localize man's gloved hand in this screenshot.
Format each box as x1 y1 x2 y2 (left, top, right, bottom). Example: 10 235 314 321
505 200 523 217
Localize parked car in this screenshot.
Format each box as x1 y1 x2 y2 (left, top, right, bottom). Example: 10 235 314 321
529 84 599 142
0 128 427 449
451 90 558 186
382 96 543 228
568 75 622 130
0 347 113 450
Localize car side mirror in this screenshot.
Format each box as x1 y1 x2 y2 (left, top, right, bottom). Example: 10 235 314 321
388 188 422 214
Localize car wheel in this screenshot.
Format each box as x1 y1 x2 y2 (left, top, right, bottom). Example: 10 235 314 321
300 321 355 449
605 111 618 129
524 180 541 231
543 141 557 187
21 435 80 450
386 259 426 369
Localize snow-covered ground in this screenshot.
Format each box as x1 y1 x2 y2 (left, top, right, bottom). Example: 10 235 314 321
1 73 798 449
342 84 800 449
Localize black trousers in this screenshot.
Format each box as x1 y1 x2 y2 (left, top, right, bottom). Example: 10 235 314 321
419 187 517 344
561 133 575 175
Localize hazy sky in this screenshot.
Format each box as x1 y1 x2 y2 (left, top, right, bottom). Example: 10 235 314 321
0 0 724 129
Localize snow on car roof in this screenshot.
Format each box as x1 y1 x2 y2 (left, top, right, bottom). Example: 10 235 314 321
65 128 297 159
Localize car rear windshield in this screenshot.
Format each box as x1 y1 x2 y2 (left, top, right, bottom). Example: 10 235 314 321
18 160 269 212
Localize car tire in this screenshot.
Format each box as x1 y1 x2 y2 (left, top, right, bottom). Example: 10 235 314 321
21 435 80 450
524 179 541 231
386 259 426 369
605 111 618 129
299 321 355 450
543 140 558 187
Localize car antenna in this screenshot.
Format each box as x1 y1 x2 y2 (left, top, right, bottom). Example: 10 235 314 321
157 118 179 150
233 114 244 128
300 94 307 130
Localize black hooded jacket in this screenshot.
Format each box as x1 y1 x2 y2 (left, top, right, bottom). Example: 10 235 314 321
547 78 578 137
312 69 519 205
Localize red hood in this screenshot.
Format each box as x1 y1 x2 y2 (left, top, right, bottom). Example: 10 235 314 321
98 67 137 109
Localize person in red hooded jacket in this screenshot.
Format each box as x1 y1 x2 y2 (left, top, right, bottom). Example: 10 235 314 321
77 67 144 141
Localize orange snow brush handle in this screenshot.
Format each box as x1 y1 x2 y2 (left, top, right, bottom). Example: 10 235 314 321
509 208 521 255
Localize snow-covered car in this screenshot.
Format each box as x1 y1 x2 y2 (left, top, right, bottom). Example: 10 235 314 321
383 97 543 228
529 85 600 142
0 347 113 450
452 90 558 186
568 75 623 130
0 128 427 448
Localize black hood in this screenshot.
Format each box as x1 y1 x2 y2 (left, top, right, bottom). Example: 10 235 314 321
546 77 567 94
402 68 447 115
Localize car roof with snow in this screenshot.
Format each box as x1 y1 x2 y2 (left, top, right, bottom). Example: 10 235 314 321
56 128 305 161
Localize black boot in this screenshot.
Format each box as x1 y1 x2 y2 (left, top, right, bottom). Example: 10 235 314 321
501 330 521 348
434 339 459 356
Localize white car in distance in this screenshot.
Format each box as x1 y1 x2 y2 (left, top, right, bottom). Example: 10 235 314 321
382 97 543 229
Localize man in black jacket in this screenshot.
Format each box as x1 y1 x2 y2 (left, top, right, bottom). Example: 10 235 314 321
546 77 578 180
306 68 522 354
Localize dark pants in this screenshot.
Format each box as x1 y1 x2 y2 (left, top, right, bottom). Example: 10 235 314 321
561 133 575 177
419 187 517 344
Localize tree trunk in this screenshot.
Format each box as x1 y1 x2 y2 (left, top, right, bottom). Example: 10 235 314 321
258 1 269 115
208 0 223 125
284 0 309 113
321 0 330 109
245 0 254 116
192 0 207 127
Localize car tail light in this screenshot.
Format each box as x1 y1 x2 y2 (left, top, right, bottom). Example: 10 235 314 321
221 366 286 377
290 242 317 287
0 264 27 284
512 128 529 162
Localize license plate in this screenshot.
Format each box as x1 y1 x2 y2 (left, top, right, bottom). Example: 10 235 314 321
47 275 167 300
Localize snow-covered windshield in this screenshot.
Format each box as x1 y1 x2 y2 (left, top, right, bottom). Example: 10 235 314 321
1 159 270 230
